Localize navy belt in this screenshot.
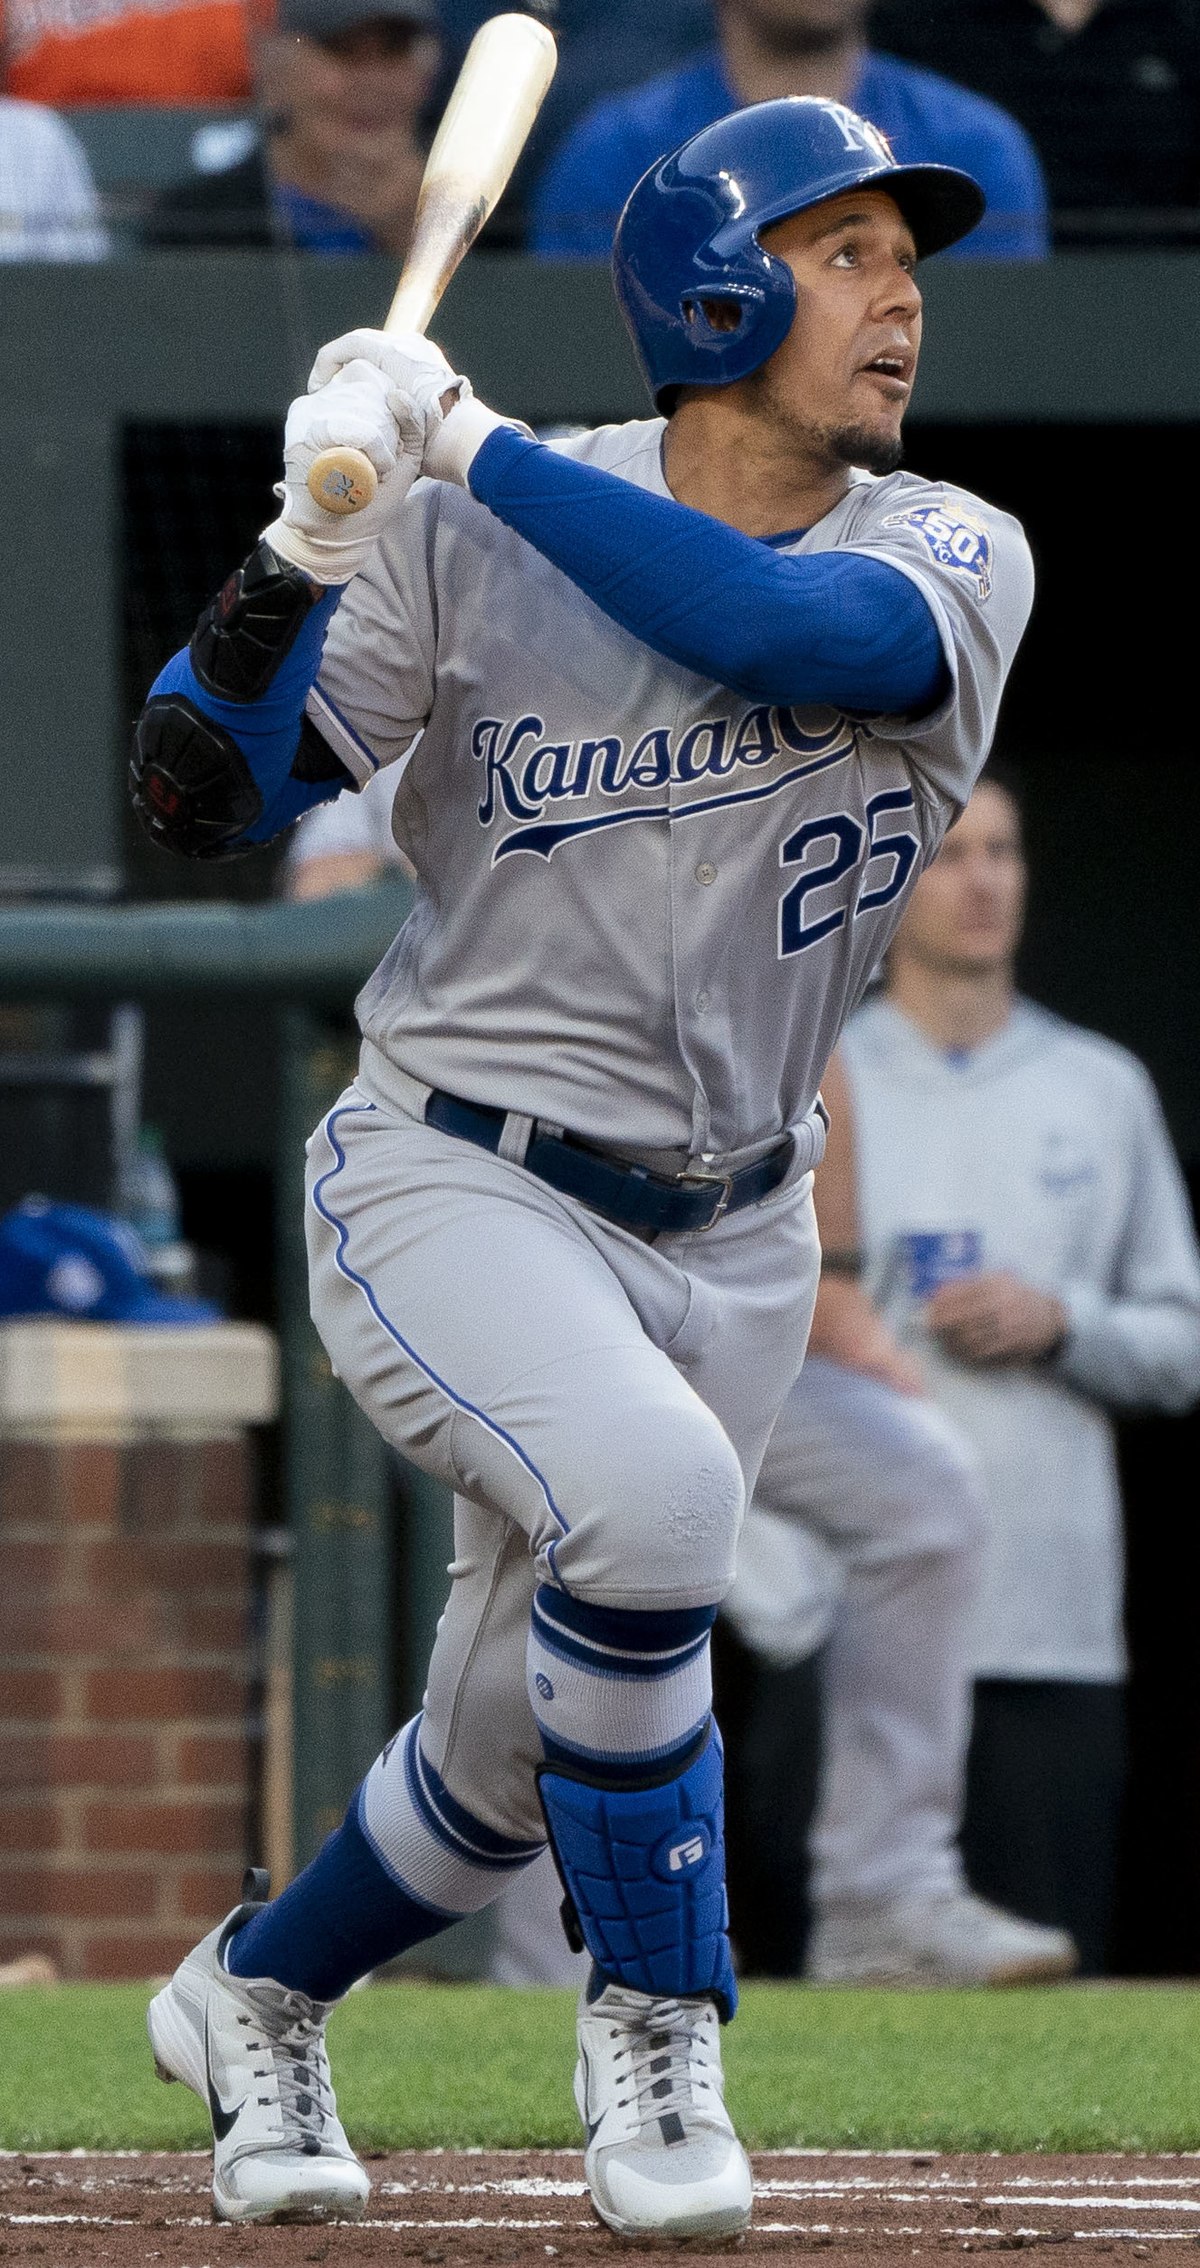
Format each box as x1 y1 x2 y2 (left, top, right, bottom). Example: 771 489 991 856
424 1089 794 1236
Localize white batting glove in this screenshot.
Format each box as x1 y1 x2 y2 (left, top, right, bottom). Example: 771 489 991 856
262 357 426 585
307 325 532 490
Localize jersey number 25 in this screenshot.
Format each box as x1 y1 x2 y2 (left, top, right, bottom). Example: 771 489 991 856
778 787 920 957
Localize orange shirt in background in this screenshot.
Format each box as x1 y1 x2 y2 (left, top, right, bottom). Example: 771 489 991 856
1 0 256 103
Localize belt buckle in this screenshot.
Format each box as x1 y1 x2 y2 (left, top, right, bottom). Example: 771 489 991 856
679 1167 735 1230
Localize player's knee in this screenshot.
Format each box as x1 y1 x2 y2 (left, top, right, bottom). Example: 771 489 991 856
562 1396 745 1607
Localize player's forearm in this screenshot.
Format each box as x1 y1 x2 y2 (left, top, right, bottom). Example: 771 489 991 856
466 427 948 715
130 542 355 860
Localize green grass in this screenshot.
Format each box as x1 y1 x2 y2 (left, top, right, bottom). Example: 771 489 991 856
0 1982 1195 2154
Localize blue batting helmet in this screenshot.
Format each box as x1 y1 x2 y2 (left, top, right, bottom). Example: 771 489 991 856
612 97 986 410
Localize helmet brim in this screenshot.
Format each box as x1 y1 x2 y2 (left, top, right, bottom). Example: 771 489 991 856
879 163 988 258
752 161 987 262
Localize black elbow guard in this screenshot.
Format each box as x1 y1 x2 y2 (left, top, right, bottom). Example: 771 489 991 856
130 694 264 860
190 537 324 703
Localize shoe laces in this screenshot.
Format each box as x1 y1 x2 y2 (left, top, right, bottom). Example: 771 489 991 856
236 1990 337 2156
602 1992 718 2128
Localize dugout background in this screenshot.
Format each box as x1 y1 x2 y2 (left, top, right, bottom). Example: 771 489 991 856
2 253 1198 1975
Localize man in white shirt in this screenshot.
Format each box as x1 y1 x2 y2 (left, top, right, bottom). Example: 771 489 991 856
743 766 1200 1976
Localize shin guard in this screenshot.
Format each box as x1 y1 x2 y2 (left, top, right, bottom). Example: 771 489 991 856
537 1722 736 2019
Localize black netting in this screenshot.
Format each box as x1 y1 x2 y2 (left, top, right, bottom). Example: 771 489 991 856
123 421 280 707
122 422 284 900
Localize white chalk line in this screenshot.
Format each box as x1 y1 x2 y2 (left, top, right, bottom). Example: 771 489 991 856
13 2172 1200 2207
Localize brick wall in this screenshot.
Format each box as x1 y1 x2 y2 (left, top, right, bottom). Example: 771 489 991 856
0 1435 253 1980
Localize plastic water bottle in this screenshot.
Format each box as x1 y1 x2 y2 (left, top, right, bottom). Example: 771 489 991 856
118 1125 196 1297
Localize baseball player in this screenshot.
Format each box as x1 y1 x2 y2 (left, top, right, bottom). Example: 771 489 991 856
131 97 1033 2238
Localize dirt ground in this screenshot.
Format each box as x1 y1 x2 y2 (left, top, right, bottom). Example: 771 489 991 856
3 2150 1200 2267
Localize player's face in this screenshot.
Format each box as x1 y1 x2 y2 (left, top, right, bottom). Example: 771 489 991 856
897 782 1027 978
754 191 922 476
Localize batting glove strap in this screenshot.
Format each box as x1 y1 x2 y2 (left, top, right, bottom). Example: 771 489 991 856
261 514 366 588
537 1724 737 2021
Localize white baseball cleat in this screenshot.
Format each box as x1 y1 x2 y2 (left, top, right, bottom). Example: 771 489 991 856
575 1980 753 2241
147 1870 370 2224
805 1886 1078 1986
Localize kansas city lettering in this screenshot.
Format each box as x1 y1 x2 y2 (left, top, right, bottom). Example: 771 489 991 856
472 706 859 854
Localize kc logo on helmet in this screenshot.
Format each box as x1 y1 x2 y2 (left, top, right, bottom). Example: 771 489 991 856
825 102 896 167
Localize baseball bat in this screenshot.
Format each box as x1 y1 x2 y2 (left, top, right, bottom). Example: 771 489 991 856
305 10 557 516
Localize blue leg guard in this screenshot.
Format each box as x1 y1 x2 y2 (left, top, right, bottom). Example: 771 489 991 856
537 1722 737 2021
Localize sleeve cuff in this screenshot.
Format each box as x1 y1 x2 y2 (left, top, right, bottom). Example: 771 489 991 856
1048 1283 1103 1385
424 400 536 490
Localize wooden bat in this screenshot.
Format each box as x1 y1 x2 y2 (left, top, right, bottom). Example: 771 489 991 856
305 10 557 516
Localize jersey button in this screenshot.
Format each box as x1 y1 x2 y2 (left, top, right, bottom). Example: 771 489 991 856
695 990 710 1012
694 861 717 885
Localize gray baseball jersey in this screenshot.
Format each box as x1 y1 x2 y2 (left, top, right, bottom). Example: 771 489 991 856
306 418 1033 1162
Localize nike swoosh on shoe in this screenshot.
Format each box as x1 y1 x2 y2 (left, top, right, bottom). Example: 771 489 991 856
205 2008 246 2143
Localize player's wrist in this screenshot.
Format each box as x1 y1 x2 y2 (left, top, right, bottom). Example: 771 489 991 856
424 396 534 488
260 518 362 589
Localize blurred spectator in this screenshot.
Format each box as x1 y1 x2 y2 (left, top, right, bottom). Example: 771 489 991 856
532 0 1049 260
0 0 251 106
718 1049 1078 1985
871 0 1200 244
0 95 109 256
781 769 1200 1974
437 0 716 239
144 0 441 251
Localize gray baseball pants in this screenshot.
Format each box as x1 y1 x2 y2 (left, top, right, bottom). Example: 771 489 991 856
305 1075 820 1851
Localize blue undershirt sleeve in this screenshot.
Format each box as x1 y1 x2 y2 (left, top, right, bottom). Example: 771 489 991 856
149 580 350 845
468 425 948 717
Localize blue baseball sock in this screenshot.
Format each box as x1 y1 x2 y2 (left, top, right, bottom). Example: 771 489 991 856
224 1795 452 2002
226 1715 545 2002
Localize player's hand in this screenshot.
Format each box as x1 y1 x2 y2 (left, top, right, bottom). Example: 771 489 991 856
807 1276 927 1395
925 1270 1069 1367
309 325 533 489
262 357 428 585
308 327 469 438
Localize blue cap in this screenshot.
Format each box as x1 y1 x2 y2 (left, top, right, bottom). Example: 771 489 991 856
0 1198 220 1326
